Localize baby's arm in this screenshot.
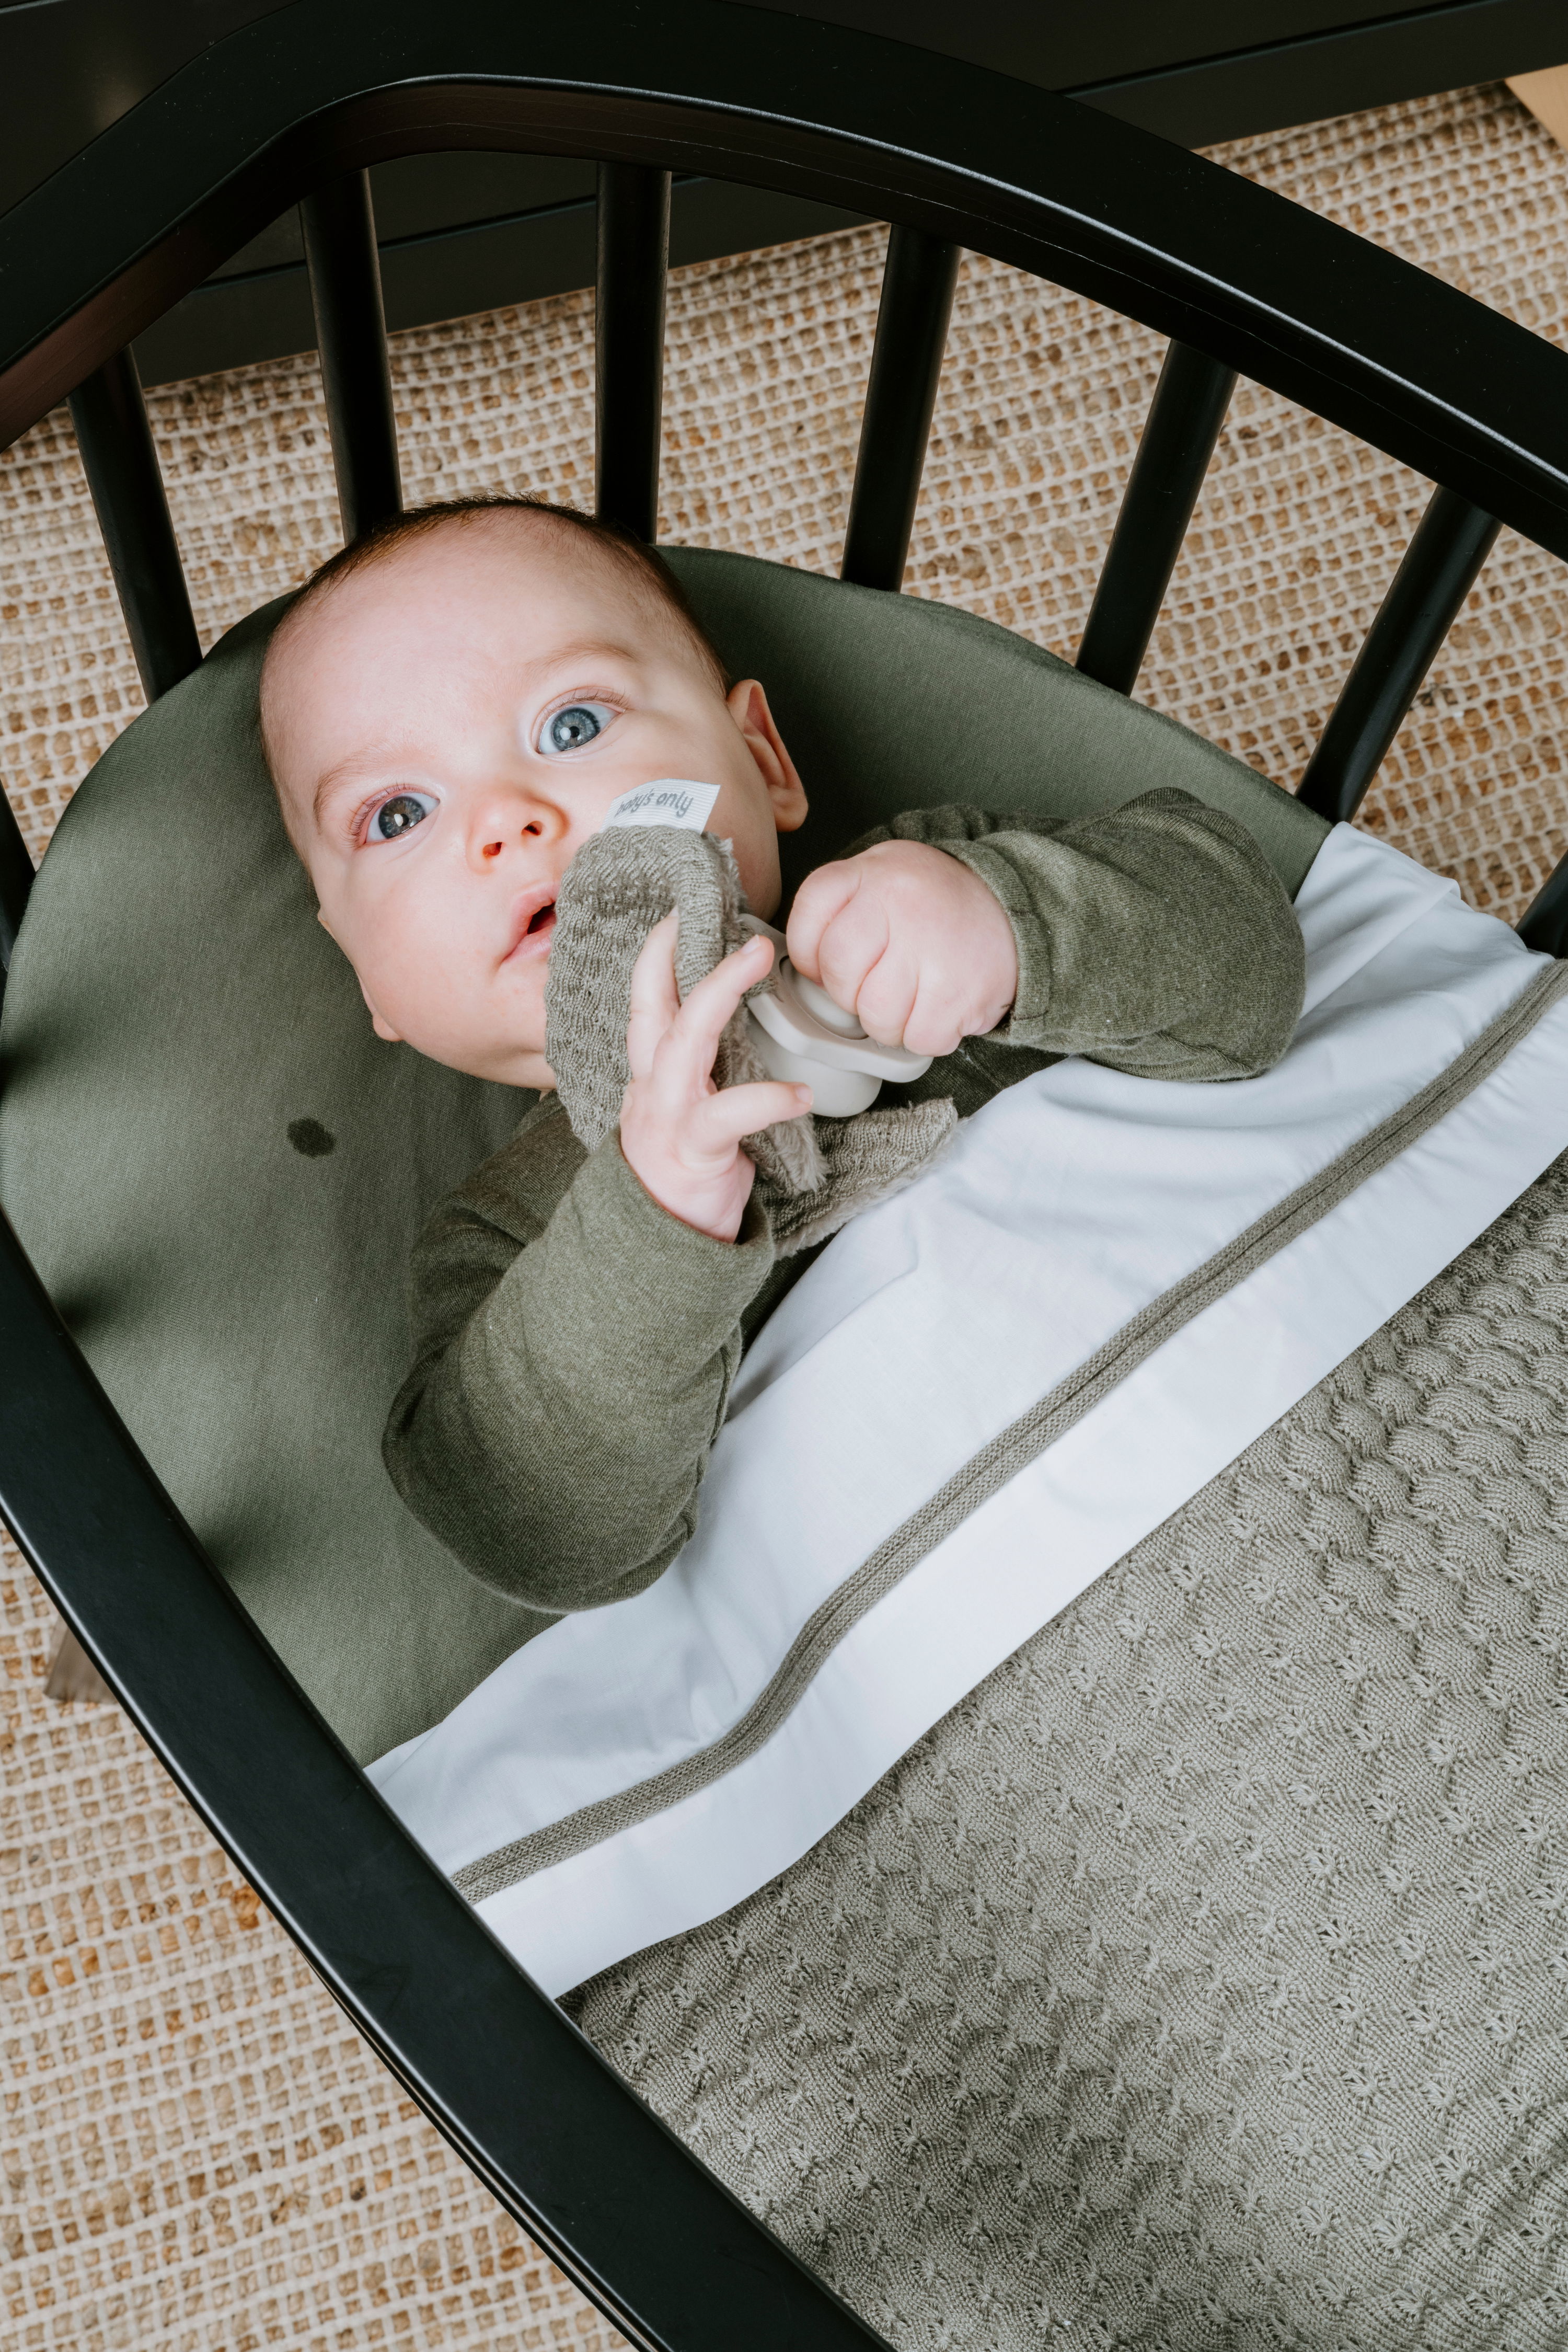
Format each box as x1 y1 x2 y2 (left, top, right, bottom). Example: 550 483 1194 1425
790 787 1305 1082
383 927 809 1611
383 1105 785 1610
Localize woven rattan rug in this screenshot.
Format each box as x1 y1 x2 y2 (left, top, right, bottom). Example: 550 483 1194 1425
5 76 1568 2352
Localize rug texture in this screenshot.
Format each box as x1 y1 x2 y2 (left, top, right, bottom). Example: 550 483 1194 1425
4 74 1568 2352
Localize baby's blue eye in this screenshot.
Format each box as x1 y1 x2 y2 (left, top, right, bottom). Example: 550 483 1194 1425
368 790 436 842
541 702 614 755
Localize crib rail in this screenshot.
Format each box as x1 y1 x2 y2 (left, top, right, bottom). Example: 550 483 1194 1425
4 0 1566 874
302 170 404 543
6 0 1567 556
7 5 1568 2340
1075 341 1238 696
841 227 961 592
1296 487 1504 824
67 349 201 702
0 1210 891 2352
596 164 674 544
0 799 31 973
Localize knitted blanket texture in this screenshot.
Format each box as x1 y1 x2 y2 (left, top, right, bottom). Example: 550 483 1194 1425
545 826 955 1251
567 1151 1568 2351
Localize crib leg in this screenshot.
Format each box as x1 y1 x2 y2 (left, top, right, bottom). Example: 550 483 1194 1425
1076 341 1236 695
841 228 961 593
302 170 403 546
68 350 202 704
1298 485 1499 823
595 165 671 543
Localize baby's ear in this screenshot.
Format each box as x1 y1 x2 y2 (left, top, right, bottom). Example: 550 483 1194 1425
728 679 808 834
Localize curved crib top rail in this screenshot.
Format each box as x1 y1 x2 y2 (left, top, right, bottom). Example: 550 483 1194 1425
2 0 1567 554
4 11 1568 2348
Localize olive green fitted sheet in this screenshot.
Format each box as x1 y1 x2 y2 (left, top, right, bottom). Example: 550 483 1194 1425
0 548 1328 1760
662 548 1327 904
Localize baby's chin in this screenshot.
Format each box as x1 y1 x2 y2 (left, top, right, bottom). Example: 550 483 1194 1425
412 1036 553 1089
381 951 554 1087
392 1005 550 1089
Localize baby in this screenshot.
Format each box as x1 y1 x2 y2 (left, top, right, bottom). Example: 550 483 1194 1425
261 496 1305 1626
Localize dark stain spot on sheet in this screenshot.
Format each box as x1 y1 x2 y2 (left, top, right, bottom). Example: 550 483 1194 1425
288 1118 337 1158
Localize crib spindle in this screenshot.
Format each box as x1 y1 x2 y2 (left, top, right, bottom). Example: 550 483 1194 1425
595 165 671 543
840 229 961 593
0 795 34 976
301 171 403 546
68 350 203 704
1075 342 1236 696
1297 485 1500 824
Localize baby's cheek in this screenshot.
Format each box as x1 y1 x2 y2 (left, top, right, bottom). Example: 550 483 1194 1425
503 966 550 1054
357 929 454 1053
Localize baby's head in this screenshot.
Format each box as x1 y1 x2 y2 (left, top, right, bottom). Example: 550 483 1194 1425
260 497 808 1089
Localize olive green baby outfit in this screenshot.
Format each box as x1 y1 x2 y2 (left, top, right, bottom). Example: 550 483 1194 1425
382 788 1306 1621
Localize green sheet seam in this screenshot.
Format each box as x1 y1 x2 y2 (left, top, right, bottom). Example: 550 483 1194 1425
453 958 1568 1903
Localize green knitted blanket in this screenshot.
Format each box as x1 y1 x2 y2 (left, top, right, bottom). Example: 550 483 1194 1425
567 1151 1568 2350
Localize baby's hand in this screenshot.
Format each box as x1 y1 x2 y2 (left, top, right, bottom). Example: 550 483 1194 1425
786 841 1018 1056
619 913 812 1241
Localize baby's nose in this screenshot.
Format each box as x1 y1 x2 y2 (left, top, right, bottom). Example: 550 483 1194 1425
480 817 547 860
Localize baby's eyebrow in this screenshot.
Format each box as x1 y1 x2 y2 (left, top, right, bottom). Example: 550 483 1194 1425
516 637 643 684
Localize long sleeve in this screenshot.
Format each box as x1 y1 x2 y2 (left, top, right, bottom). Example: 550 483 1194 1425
858 787 1306 1082
386 786 1306 1614
383 1098 780 1609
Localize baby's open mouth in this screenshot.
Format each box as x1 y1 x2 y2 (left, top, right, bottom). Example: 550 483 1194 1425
503 892 558 963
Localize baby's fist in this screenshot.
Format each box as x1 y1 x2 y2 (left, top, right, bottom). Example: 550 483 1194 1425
786 840 1018 1057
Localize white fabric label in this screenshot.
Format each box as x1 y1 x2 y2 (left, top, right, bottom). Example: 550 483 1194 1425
600 778 720 832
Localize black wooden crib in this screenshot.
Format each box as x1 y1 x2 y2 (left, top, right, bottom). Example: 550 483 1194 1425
3 7 1568 2346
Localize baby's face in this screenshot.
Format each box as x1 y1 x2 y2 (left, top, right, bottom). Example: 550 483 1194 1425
263 517 806 1088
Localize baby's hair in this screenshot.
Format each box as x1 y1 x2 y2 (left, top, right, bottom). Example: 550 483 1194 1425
279 495 726 686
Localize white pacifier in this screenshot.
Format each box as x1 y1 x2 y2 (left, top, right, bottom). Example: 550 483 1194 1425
740 916 932 1117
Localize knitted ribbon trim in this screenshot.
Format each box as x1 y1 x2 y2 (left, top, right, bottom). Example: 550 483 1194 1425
452 959 1568 1903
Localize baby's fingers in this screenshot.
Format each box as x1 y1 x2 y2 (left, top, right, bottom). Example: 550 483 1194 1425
693 1078 812 1152
661 934 774 1092
848 943 921 1047
626 911 682 1081
786 861 861 982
